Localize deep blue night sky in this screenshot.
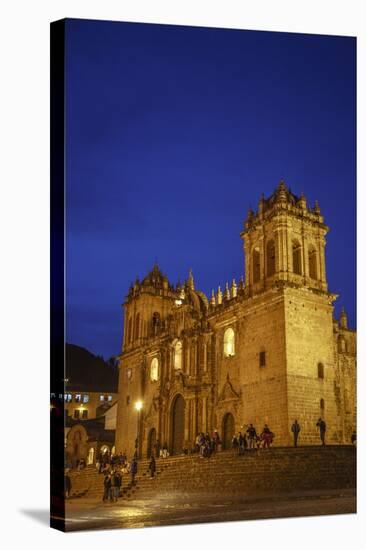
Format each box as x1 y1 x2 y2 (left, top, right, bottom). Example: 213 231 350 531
65 19 356 359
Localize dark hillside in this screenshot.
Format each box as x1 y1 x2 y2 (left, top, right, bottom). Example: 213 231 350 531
65 343 118 392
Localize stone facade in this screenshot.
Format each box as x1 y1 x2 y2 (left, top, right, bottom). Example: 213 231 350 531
115 181 356 457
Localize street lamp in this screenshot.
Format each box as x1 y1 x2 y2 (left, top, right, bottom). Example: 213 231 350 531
135 400 143 458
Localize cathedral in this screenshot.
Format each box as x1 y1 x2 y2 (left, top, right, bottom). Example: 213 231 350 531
115 181 356 458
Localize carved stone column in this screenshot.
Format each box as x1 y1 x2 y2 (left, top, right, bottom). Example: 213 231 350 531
202 396 207 433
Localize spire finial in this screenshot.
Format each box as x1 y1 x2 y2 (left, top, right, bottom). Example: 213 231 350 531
187 268 194 290
217 286 223 305
258 193 265 215
276 179 287 202
224 282 230 300
340 306 348 329
298 191 307 209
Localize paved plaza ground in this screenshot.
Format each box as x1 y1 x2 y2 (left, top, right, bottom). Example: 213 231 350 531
61 488 356 531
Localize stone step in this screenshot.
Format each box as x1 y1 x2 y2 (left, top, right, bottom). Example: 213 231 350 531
67 446 356 501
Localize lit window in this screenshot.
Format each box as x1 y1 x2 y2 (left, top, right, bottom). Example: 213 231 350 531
150 358 159 381
108 395 112 402
83 394 89 403
126 368 132 381
100 395 105 402
174 340 183 370
259 351 266 367
65 394 72 403
223 328 235 357
75 394 81 403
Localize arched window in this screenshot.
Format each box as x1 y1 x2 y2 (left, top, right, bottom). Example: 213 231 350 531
152 312 161 335
223 327 235 357
266 240 275 277
127 317 133 343
253 247 261 283
308 245 317 279
134 313 140 340
150 358 159 381
292 241 302 275
173 340 183 370
320 398 325 410
317 363 324 379
338 335 347 353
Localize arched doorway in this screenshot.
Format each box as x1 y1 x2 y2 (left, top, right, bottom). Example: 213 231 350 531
87 447 95 465
170 394 185 455
72 430 82 460
147 428 157 458
222 413 235 449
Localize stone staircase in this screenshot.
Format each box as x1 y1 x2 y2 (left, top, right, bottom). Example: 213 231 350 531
68 467 141 500
68 446 356 501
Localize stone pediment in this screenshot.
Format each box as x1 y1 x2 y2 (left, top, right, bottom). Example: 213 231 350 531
218 374 240 402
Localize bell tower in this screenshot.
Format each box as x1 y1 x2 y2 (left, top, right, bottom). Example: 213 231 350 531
240 180 329 296
116 265 176 457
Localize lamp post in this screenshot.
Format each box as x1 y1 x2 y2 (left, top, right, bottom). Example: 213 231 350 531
134 400 143 458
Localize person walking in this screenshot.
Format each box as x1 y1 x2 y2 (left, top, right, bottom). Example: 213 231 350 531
212 430 220 453
246 424 257 449
291 420 301 447
64 473 71 498
316 418 326 445
149 454 156 478
261 425 274 448
131 457 138 484
111 470 121 502
116 469 122 497
238 432 244 455
103 473 112 502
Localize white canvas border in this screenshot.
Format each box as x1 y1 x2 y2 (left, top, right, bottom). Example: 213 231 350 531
0 0 363 548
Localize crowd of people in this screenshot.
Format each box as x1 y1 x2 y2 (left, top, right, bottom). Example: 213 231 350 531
96 451 139 503
191 423 276 458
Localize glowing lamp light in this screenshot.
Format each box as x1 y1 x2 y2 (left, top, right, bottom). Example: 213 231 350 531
135 400 143 412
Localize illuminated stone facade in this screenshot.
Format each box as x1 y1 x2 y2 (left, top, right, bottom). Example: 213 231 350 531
115 181 356 457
